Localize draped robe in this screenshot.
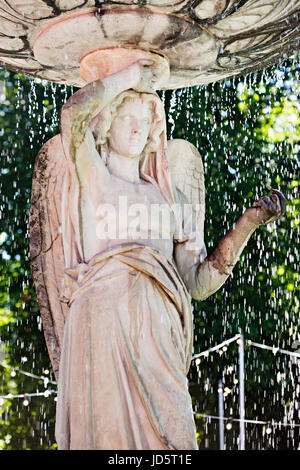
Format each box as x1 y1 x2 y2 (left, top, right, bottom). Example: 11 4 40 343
55 243 199 450
54 92 206 450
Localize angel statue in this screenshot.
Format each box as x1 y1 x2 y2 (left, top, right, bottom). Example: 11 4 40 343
29 55 285 450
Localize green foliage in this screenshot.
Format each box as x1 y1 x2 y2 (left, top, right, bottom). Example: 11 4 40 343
0 71 72 450
0 58 299 449
162 59 300 449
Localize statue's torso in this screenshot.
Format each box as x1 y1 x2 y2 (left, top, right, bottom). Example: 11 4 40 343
80 172 176 262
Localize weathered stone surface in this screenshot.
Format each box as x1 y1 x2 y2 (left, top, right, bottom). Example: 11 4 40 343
28 62 286 448
0 1 299 88
29 135 69 382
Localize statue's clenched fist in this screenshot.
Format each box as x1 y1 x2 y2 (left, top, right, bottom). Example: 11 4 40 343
246 189 286 226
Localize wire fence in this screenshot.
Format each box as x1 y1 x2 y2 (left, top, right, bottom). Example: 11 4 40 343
1 334 300 434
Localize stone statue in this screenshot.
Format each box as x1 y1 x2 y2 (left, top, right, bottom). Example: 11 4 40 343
29 60 285 450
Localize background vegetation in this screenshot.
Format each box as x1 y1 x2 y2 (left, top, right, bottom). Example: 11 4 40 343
0 58 299 449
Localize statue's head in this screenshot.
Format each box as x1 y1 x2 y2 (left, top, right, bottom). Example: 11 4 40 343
108 96 151 159
89 89 174 203
90 90 165 162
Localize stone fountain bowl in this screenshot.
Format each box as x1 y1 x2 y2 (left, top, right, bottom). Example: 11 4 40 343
0 0 299 89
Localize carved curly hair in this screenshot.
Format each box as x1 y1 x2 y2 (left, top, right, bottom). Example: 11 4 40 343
89 90 165 165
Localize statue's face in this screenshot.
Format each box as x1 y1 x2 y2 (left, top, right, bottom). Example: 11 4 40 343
108 98 152 159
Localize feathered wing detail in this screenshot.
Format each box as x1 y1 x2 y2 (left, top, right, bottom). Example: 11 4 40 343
29 134 74 382
29 130 204 382
167 139 205 240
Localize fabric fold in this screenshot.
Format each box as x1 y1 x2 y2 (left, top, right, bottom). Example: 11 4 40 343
56 243 197 450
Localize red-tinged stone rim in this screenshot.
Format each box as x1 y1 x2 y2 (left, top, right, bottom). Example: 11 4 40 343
32 5 197 45
79 46 170 88
32 5 200 66
31 6 212 88
0 1 298 88
33 7 100 45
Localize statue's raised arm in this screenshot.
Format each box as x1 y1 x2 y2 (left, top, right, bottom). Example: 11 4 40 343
29 51 286 451
29 62 145 382
59 63 143 164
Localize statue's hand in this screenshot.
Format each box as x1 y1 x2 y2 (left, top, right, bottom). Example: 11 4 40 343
245 189 286 226
119 62 142 89
134 59 158 93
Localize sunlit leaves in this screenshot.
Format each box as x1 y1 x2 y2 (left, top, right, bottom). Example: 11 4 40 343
258 98 300 143
0 68 61 450
0 56 298 449
237 64 300 144
164 57 299 449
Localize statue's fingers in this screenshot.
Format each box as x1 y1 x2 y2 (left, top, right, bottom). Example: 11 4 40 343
260 197 280 221
271 188 285 204
261 196 271 206
264 195 281 215
264 194 285 223
271 189 286 215
271 188 284 198
270 194 281 214
261 196 276 212
259 198 272 213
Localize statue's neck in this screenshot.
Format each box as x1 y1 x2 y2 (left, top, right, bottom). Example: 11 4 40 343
107 150 141 184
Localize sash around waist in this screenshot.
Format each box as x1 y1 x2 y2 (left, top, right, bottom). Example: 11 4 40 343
59 243 194 370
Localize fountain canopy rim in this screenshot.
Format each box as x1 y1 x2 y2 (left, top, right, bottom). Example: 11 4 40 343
0 1 299 89
32 6 206 90
79 46 170 89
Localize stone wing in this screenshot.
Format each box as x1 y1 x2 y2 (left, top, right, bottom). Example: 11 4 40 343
29 134 69 382
167 138 205 240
